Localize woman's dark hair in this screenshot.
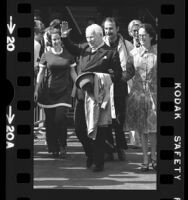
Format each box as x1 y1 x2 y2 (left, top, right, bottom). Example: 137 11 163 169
101 17 120 29
138 23 157 45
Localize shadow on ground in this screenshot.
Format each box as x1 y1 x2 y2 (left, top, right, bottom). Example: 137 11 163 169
34 139 156 189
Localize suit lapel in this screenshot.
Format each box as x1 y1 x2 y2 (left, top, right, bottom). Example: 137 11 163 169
84 47 108 71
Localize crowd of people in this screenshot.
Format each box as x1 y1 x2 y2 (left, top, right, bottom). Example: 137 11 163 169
34 15 157 172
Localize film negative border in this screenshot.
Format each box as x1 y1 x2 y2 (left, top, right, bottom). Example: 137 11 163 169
6 0 33 199
158 1 185 200
5 0 185 199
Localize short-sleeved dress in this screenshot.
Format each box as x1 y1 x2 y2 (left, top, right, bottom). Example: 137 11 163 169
37 48 76 108
125 45 157 134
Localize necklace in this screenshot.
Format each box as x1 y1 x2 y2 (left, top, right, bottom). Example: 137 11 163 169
51 47 63 55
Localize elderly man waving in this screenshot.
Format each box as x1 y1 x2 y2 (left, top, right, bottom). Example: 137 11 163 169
61 22 125 172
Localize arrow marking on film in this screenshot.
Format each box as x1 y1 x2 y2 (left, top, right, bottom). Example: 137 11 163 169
7 16 16 35
6 106 15 124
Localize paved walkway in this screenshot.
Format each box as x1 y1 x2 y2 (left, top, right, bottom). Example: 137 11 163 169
34 130 156 190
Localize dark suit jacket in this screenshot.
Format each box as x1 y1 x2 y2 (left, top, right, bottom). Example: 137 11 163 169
63 38 135 118
63 38 122 78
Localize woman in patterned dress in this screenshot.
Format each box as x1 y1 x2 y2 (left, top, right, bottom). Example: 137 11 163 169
126 23 157 171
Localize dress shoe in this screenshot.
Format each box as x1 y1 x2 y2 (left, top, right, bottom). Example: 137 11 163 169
59 147 67 159
104 153 114 161
93 165 104 172
140 163 149 171
151 159 157 170
117 149 126 161
86 157 93 168
52 152 60 158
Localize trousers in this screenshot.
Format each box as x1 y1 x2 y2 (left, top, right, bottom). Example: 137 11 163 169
74 99 106 167
44 106 68 153
105 81 128 151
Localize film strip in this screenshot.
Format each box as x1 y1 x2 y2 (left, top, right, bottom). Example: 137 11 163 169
5 0 185 199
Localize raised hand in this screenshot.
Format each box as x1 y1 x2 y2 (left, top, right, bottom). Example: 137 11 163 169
61 21 72 37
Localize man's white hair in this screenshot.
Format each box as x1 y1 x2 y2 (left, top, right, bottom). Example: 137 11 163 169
86 24 103 37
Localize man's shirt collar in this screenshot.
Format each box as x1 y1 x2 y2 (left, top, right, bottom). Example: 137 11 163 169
90 41 105 53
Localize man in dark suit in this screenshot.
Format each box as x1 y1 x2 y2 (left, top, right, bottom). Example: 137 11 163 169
102 17 135 161
61 23 134 172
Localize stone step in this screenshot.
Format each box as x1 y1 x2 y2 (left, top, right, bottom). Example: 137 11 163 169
34 129 141 147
